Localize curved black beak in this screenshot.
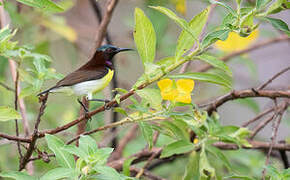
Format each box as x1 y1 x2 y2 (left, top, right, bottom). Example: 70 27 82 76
117 48 134 53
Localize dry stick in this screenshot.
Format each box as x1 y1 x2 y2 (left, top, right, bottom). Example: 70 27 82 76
76 96 89 146
108 140 290 171
250 113 277 139
135 149 162 178
261 102 288 179
242 106 276 127
109 124 139 161
19 94 48 170
94 0 118 49
194 35 290 72
130 167 166 180
205 89 290 115
90 0 120 148
257 66 290 90
0 82 14 92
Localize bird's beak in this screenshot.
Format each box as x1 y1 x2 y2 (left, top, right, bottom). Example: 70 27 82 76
117 48 134 53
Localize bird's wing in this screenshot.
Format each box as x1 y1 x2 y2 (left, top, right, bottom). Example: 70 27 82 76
54 67 109 88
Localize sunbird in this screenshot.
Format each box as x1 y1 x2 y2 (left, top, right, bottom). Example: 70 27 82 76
38 45 133 111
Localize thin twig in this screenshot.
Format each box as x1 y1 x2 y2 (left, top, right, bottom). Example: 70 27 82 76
19 94 48 170
109 124 138 161
93 0 119 50
0 82 14 92
205 89 290 115
242 106 276 127
130 167 166 180
257 66 290 90
261 102 288 179
136 149 162 178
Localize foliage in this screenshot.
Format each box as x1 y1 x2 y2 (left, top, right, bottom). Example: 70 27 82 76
0 0 289 179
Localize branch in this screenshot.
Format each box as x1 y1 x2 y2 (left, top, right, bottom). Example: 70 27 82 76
19 94 48 170
257 66 290 90
108 140 290 171
0 82 14 92
93 0 118 49
262 101 288 178
205 89 290 115
242 106 276 127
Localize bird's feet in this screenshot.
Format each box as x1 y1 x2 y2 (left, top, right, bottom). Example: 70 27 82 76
77 99 91 120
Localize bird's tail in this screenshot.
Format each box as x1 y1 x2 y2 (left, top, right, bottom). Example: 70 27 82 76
37 87 54 96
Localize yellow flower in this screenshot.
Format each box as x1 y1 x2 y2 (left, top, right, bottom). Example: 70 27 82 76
157 78 194 104
193 138 199 144
215 29 259 52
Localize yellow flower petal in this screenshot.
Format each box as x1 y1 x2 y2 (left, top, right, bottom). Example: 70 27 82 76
175 93 192 103
215 29 259 52
161 89 178 101
157 79 173 91
176 79 195 92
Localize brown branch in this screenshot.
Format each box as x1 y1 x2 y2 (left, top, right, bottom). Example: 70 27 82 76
205 89 290 115
109 124 139 161
0 82 14 92
257 66 290 90
130 167 166 180
262 101 288 179
0 133 30 143
108 140 290 171
250 113 276 139
19 94 48 170
93 0 118 49
194 35 290 72
242 106 276 127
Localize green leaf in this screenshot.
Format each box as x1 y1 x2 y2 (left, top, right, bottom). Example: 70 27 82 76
160 121 188 140
16 0 64 13
40 168 76 180
256 0 272 10
78 135 100 155
139 122 153 149
206 145 232 171
183 151 200 180
160 140 195 158
169 72 232 89
196 54 232 76
122 157 136 177
266 0 289 15
175 7 210 60
0 106 21 121
235 98 260 114
0 171 37 180
201 29 230 49
224 175 256 180
150 6 198 41
134 8 156 64
93 165 123 180
114 107 128 116
199 144 216 179
136 88 162 110
264 17 290 34
45 134 75 168
209 0 237 16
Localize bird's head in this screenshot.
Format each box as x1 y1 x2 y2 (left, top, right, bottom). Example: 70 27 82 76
97 45 133 66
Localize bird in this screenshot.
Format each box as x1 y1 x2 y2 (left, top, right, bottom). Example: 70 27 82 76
38 44 133 112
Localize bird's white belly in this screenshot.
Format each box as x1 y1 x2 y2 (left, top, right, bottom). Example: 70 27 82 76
72 79 107 96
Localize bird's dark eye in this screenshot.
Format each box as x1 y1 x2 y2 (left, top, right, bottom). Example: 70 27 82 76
106 48 116 53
